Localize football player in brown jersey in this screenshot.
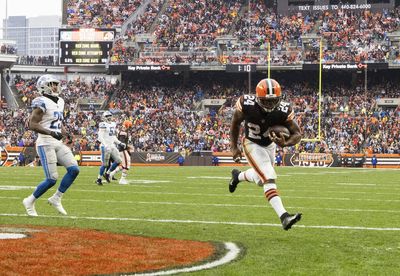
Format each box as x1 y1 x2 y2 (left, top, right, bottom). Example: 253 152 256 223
229 78 302 230
110 120 132 184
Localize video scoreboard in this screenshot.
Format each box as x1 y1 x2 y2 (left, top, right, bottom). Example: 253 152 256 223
59 28 115 65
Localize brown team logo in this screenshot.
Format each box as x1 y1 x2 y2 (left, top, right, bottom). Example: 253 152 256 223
0 225 242 275
289 153 334 167
0 147 8 167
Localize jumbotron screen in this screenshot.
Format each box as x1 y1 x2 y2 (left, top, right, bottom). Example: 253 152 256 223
59 28 115 65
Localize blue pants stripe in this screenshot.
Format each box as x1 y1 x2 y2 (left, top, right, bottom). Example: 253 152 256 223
38 145 50 179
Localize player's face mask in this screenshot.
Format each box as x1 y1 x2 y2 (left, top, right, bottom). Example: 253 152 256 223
104 115 112 123
256 96 281 112
37 75 61 97
103 111 113 123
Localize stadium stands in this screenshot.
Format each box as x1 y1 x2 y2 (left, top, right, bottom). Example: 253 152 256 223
2 73 398 154
1 4 399 158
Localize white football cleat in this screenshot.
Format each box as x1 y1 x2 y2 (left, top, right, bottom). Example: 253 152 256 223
119 178 128 185
48 196 67 215
22 197 38 217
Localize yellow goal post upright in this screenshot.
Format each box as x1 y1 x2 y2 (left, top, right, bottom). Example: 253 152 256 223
266 39 323 143
301 38 323 143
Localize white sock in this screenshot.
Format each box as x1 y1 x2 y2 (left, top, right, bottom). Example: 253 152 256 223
27 194 36 203
239 169 260 183
110 167 121 177
263 183 287 218
54 190 63 198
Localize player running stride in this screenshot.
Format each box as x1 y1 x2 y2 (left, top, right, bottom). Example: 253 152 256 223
96 111 126 185
229 78 302 230
22 75 80 216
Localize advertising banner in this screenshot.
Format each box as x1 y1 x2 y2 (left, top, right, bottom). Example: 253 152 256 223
302 63 388 71
132 152 181 164
108 65 190 72
79 151 181 166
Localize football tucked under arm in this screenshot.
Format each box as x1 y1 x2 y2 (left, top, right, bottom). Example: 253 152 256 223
267 125 291 138
269 120 302 147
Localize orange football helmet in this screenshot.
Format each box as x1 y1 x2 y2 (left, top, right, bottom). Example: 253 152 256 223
255 78 282 112
123 120 133 129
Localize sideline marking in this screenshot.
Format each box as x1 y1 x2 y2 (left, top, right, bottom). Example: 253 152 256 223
0 233 27 239
1 213 400 231
127 180 171 184
0 186 36 190
132 242 240 276
187 176 230 179
336 183 377 186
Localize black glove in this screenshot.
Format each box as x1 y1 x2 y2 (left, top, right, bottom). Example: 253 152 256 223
66 133 74 144
118 143 127 151
50 131 63 140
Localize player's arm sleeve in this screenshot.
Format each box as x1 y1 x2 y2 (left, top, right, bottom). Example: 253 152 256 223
285 105 295 122
29 108 51 135
230 97 245 150
31 98 46 113
112 134 122 146
283 106 302 147
97 123 107 144
235 96 244 112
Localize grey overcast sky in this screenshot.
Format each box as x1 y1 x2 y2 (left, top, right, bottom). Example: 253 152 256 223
0 0 62 38
0 0 62 25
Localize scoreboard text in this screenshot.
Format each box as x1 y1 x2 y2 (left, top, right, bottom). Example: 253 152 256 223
59 29 115 65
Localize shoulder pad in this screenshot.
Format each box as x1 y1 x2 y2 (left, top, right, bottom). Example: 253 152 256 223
235 96 244 112
277 101 294 120
31 97 47 112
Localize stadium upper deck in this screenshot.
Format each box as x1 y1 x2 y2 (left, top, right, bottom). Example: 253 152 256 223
63 0 400 66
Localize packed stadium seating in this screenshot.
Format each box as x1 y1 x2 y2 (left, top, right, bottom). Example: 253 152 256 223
1 3 399 157
1 72 398 155
64 0 398 65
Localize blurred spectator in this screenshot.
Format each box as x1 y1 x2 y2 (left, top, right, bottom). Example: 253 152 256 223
177 155 185 166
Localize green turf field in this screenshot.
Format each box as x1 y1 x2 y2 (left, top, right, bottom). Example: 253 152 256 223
1 166 399 275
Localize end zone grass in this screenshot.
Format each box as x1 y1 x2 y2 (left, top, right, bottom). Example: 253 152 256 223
0 166 399 275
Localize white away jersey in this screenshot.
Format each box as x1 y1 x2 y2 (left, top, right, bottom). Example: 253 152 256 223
98 121 119 147
31 96 65 146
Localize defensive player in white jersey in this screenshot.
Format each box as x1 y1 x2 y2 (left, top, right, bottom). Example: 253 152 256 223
22 75 80 216
96 111 126 185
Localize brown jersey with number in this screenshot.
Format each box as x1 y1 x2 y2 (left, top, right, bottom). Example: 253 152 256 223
235 95 294 146
117 130 129 145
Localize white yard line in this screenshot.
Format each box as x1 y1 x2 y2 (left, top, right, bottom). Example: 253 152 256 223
1 213 399 231
132 242 240 276
70 189 400 202
336 183 376 186
3 186 399 202
2 196 399 213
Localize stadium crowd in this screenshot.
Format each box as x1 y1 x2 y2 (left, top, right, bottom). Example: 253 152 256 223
75 0 399 65
66 0 142 28
17 56 57 66
0 44 17 55
10 2 398 65
1 74 398 155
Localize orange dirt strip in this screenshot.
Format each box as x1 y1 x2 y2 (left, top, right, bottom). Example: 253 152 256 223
0 226 215 276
